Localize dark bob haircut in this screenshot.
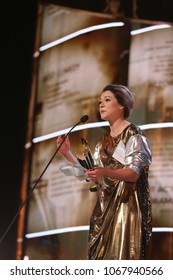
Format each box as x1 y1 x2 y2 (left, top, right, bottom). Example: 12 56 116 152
101 84 134 119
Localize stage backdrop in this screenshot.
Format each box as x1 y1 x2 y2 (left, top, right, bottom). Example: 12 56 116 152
128 26 173 259
128 27 173 228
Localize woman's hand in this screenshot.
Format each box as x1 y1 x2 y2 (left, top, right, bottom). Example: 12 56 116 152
56 135 78 164
85 167 105 182
56 135 70 156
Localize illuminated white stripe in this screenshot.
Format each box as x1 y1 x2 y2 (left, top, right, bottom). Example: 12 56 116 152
131 24 171 35
25 225 90 239
32 122 173 144
140 122 173 130
39 22 124 52
32 121 109 143
25 226 173 239
152 227 173 233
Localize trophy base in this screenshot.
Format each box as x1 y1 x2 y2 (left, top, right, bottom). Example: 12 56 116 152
89 184 99 192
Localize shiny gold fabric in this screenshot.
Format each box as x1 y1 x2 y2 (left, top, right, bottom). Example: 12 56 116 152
88 124 152 260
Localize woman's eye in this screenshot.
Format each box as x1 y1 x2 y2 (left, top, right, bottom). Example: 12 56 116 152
99 98 111 105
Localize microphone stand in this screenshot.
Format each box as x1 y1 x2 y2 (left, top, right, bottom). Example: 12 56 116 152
0 115 89 244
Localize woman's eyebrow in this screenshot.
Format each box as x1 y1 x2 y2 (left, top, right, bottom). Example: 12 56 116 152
100 95 112 99
101 95 113 100
99 95 113 102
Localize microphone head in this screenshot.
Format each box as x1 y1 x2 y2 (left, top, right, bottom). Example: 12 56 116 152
80 115 89 123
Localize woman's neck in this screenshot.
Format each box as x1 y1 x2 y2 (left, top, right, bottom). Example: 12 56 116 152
109 119 130 137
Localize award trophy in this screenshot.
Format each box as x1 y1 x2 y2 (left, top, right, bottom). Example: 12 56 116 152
76 138 98 192
76 138 94 169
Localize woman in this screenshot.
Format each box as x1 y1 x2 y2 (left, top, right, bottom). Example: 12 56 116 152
57 84 152 260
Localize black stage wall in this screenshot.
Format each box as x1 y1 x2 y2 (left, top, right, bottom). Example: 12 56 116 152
0 0 38 260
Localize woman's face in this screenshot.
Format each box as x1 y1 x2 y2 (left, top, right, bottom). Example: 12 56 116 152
99 90 124 122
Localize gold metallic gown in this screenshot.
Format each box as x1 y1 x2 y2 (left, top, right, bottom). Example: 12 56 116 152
88 124 152 260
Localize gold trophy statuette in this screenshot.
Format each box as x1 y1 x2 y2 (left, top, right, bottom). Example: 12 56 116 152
76 138 99 192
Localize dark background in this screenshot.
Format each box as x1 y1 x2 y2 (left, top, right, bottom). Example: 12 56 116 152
0 0 38 259
0 0 173 260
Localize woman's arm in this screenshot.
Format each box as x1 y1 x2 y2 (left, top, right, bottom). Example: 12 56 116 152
85 167 139 183
85 133 152 183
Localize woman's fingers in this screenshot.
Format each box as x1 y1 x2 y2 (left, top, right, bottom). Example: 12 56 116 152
85 168 102 181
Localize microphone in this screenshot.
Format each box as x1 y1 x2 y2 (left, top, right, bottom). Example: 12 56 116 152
80 115 89 123
0 115 89 244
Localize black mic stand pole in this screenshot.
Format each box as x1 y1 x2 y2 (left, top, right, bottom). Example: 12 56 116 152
0 115 89 245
